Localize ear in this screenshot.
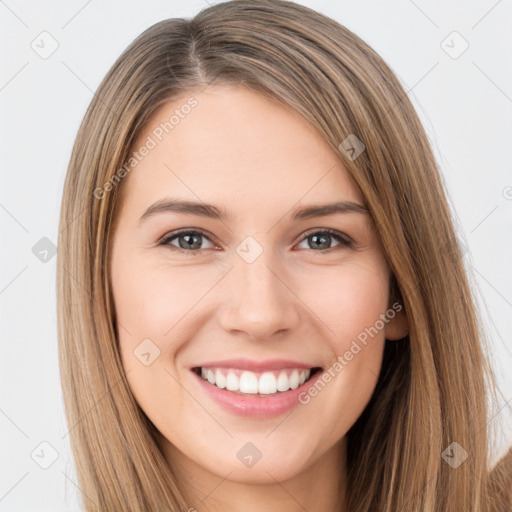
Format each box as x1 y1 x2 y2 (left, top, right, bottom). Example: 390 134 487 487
384 305 408 340
384 276 409 340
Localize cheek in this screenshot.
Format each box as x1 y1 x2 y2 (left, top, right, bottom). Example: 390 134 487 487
112 253 186 329
291 260 390 437
111 253 222 364
292 258 389 405
110 254 202 428
295 257 390 347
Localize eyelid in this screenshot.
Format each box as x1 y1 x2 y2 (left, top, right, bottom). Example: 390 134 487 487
158 227 353 253
298 227 353 247
158 227 218 249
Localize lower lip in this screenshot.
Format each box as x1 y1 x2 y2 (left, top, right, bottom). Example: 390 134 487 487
191 369 323 418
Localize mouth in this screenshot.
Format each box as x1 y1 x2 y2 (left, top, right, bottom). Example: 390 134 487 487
191 366 323 397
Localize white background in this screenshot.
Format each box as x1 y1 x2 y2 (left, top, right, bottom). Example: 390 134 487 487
1 1 511 510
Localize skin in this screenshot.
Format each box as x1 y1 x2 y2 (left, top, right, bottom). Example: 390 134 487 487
110 85 408 512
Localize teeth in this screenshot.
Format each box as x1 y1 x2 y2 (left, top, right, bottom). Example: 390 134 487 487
289 369 300 389
276 371 289 392
239 372 259 393
198 367 312 395
258 372 276 395
215 369 226 389
226 372 239 391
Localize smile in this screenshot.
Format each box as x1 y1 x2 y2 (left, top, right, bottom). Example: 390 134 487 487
190 360 323 418
195 367 318 395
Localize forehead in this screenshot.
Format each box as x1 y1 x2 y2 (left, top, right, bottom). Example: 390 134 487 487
122 85 364 216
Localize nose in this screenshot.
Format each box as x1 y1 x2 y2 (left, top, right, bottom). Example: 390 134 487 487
217 247 301 342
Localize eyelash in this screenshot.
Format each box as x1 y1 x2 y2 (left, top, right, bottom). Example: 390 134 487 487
158 228 353 255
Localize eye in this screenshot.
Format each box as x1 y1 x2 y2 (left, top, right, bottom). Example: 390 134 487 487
296 229 352 252
159 229 215 255
158 228 353 255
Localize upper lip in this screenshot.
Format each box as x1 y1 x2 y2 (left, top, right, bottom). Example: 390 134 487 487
192 358 321 372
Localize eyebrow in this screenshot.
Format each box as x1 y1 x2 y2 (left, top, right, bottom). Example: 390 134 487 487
139 197 370 225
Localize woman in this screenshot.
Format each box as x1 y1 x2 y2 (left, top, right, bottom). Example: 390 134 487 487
56 1 512 510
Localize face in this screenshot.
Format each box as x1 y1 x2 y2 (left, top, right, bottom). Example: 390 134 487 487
109 85 408 490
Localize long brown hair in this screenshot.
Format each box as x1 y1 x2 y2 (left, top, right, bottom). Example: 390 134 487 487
56 1 511 510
